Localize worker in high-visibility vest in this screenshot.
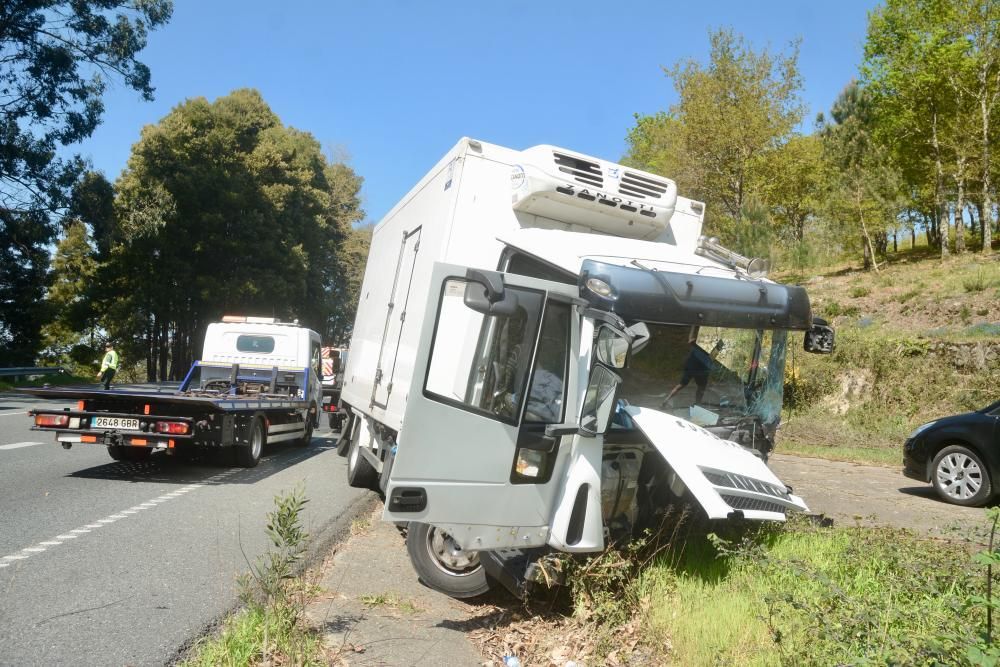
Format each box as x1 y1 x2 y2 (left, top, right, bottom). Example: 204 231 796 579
97 342 119 390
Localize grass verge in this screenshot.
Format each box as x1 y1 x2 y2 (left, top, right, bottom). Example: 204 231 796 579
181 485 327 666
563 512 999 666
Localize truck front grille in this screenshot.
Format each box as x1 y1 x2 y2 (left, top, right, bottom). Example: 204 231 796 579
553 152 603 188
702 470 790 500
720 494 787 514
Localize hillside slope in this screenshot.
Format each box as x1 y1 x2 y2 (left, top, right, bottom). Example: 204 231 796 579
775 250 1000 465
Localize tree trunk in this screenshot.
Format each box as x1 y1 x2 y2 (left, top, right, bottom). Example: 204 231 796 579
981 86 994 254
893 232 898 253
955 167 966 253
931 108 949 258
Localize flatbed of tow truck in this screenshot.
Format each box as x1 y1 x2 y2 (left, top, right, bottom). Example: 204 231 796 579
22 361 318 467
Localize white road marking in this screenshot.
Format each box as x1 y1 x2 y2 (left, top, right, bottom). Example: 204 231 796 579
0 470 242 572
0 441 43 450
0 411 29 417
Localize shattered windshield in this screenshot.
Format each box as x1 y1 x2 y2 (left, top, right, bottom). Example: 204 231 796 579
617 323 788 429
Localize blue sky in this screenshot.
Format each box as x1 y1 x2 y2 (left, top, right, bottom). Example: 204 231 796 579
85 0 879 224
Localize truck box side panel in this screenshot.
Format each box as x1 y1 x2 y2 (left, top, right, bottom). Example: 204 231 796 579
341 143 468 431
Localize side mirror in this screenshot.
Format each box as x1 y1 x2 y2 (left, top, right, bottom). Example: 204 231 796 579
580 365 621 435
463 280 519 317
626 322 651 356
595 325 630 369
804 318 835 354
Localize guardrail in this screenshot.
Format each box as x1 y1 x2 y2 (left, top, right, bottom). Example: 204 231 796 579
0 366 68 380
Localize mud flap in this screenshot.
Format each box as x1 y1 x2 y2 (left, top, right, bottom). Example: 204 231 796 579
624 406 808 520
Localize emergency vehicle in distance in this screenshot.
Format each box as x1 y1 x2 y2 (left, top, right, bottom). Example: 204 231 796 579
321 346 349 431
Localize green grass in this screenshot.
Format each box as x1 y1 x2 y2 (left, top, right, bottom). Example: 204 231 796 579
181 606 325 667
634 518 988 666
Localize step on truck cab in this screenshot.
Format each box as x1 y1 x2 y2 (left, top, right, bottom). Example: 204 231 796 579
339 138 835 598
24 317 325 467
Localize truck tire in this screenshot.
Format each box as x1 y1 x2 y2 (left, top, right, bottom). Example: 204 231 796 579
346 422 378 489
336 415 355 457
295 418 314 448
235 418 264 468
108 446 126 461
405 522 491 599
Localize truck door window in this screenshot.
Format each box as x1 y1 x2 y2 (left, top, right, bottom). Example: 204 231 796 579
424 278 543 425
523 302 570 424
310 342 322 381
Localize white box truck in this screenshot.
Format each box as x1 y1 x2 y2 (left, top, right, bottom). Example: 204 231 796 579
339 138 834 598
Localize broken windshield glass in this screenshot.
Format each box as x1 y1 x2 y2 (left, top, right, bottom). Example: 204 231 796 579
615 323 788 430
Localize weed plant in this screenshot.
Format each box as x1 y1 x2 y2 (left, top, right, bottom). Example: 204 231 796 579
183 485 323 666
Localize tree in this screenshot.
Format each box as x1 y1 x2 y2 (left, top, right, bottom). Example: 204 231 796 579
0 0 172 364
106 89 365 379
324 223 372 344
763 134 825 243
626 29 804 251
864 0 1000 255
820 82 903 271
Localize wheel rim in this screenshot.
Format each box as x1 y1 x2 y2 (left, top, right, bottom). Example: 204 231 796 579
936 452 983 500
424 526 481 577
250 422 263 460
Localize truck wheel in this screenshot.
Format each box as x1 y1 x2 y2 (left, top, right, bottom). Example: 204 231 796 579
346 423 378 489
405 522 490 599
328 412 336 430
295 417 314 448
108 446 126 461
236 418 264 468
336 415 354 457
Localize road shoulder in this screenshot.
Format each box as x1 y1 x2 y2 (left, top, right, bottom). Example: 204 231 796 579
306 507 488 666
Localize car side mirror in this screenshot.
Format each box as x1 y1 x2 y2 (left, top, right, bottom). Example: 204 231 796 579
804 318 835 354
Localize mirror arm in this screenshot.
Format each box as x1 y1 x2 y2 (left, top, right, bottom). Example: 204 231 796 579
545 423 584 437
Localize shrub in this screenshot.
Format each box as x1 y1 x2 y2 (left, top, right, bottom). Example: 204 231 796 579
849 285 871 298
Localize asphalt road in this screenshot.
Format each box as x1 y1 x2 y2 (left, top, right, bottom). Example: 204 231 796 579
0 384 370 666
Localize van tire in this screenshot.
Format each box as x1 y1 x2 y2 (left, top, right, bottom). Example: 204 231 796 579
346 422 377 489
405 522 491 599
236 418 264 468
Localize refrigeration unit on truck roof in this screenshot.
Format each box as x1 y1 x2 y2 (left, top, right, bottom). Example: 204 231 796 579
337 137 834 600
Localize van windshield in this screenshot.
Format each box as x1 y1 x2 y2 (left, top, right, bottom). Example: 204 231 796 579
616 323 788 429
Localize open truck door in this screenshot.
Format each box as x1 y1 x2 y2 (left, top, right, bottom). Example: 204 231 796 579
384 262 585 553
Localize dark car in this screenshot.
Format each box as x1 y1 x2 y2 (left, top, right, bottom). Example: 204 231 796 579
903 400 1000 506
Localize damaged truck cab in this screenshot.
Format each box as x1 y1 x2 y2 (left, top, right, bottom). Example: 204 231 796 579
339 139 833 598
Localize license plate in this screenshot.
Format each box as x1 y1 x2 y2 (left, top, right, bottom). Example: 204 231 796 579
93 417 140 431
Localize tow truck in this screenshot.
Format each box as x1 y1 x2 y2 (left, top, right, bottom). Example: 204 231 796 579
23 317 324 466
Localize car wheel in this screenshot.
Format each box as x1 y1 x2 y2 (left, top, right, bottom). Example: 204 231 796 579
235 418 264 468
931 445 992 506
405 522 491 599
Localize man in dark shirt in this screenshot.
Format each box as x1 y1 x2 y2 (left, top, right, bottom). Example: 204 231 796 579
661 334 723 407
